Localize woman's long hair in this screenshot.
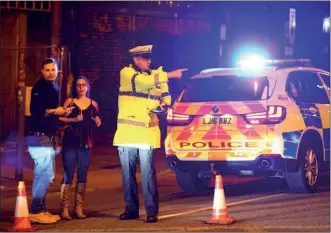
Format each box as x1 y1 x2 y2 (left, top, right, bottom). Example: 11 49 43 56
72 75 91 98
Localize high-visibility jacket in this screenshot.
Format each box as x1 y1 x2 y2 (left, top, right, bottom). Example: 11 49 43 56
113 64 171 148
149 66 171 107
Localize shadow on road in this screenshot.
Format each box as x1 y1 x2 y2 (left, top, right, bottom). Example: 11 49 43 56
82 210 119 219
0 211 14 226
101 164 122 170
163 173 330 202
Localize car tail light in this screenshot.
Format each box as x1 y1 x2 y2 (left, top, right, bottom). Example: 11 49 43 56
167 109 193 126
243 106 286 125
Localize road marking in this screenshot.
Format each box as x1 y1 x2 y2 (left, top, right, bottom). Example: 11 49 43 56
114 225 330 232
171 225 331 231
45 188 96 198
1 188 96 204
158 193 284 219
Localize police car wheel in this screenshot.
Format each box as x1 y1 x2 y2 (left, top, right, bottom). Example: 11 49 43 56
175 170 210 194
285 140 321 194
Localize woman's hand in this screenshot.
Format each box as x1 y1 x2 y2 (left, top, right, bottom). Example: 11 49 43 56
74 110 84 122
91 116 101 127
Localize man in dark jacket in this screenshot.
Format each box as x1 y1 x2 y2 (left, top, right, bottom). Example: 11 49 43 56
28 58 73 224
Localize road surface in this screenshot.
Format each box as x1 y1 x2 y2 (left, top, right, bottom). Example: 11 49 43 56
1 144 330 232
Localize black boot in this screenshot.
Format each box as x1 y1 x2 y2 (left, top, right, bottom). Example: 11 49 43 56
74 183 87 219
60 184 72 220
119 211 139 220
146 215 158 223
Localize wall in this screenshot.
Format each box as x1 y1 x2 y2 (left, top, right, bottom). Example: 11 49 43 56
0 12 20 141
0 8 53 141
63 2 217 142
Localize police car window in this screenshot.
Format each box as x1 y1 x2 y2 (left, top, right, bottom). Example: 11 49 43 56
180 76 269 102
286 75 302 100
319 73 330 91
287 71 329 104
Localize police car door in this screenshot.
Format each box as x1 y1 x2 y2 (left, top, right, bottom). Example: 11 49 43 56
288 71 330 162
317 72 330 161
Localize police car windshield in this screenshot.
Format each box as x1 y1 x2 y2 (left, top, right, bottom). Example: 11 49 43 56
180 76 269 102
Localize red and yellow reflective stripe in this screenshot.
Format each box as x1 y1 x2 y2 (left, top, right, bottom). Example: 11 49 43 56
172 102 268 143
173 102 267 115
117 119 157 128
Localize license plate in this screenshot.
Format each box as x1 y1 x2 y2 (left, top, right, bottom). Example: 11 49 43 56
202 117 233 125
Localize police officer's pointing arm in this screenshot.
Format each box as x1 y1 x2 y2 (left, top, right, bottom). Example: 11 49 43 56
155 66 171 106
133 71 168 92
124 68 188 92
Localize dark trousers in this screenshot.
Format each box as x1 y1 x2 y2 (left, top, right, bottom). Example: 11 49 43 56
62 146 91 184
118 146 159 216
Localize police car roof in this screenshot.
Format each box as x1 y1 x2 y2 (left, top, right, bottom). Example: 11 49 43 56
192 66 327 79
192 67 276 79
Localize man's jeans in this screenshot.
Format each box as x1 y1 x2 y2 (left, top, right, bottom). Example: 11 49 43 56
118 146 159 216
28 135 56 214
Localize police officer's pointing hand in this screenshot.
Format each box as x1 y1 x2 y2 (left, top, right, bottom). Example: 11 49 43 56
167 69 188 79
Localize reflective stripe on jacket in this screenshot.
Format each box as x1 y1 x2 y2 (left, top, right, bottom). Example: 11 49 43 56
113 64 170 148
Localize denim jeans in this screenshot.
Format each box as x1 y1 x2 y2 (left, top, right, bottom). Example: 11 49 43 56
118 146 159 216
28 135 56 214
61 146 91 184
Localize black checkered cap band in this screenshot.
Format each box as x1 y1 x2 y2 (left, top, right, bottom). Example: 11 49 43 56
133 53 152 60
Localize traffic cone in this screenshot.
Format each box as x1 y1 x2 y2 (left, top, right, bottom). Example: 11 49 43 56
205 175 236 225
7 181 38 232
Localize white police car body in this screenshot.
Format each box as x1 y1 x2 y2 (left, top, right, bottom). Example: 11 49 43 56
165 59 330 194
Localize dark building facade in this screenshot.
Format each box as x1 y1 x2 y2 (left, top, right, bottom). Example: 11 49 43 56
1 1 329 143
61 2 221 141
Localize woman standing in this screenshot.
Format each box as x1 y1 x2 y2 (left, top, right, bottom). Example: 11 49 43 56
58 76 101 220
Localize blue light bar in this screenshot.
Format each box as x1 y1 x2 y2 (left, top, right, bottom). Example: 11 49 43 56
238 58 312 69
237 55 266 69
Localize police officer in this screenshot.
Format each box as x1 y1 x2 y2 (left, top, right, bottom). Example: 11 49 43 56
113 45 187 223
28 58 73 224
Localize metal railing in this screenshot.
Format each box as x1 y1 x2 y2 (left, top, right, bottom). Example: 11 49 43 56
0 1 51 12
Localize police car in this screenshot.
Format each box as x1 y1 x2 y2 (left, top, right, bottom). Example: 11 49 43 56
165 58 330 194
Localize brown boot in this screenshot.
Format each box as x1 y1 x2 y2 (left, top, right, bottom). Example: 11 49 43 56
60 184 72 220
74 183 87 219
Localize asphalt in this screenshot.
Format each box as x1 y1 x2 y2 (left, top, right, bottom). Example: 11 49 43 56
1 143 330 232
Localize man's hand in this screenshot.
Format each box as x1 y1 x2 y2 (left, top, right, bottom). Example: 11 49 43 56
54 106 75 116
46 106 74 116
150 104 169 114
63 106 75 116
167 69 188 79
